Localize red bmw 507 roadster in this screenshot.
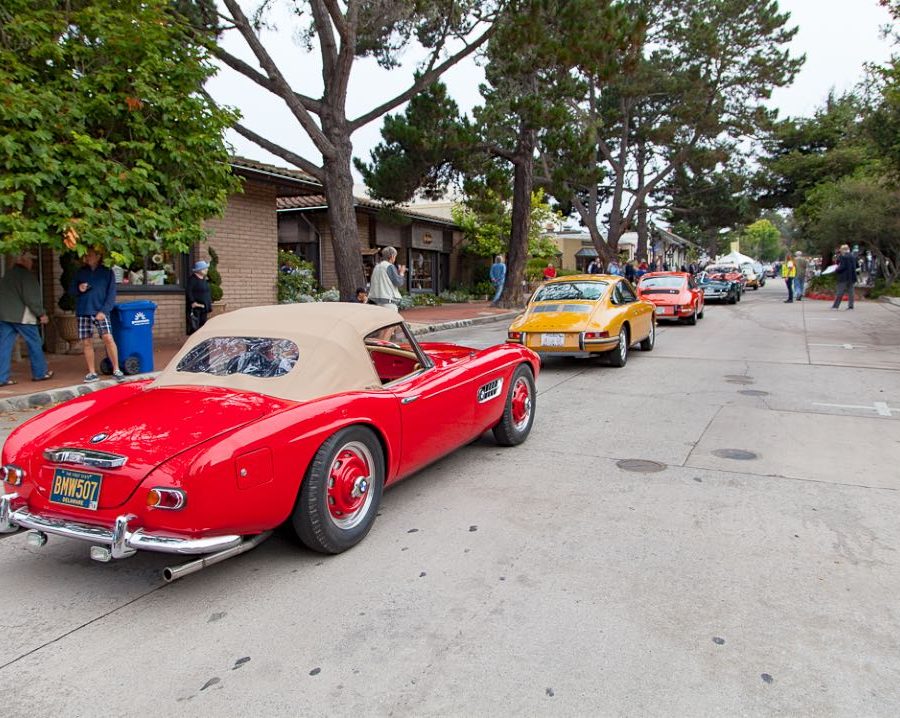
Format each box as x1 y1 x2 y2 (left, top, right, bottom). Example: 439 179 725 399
0 304 539 580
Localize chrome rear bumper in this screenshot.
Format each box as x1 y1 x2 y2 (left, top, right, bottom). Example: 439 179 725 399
0 493 242 558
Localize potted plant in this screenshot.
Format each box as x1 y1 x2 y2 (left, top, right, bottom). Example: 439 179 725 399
54 251 81 352
207 246 226 315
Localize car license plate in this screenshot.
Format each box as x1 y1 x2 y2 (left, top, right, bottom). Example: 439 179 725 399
49 468 103 510
655 306 671 315
541 333 565 347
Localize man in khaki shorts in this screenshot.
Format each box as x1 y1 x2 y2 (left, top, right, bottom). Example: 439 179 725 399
70 248 123 382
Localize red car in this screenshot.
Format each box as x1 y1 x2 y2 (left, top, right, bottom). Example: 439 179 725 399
0 304 539 580
636 272 705 324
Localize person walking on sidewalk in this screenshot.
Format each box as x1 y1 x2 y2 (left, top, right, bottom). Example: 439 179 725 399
186 260 212 333
70 248 123 382
832 244 857 310
489 255 506 306
369 246 406 311
0 251 54 386
794 251 809 301
781 253 796 303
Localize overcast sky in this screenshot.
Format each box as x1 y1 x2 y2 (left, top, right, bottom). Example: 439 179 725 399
207 0 897 178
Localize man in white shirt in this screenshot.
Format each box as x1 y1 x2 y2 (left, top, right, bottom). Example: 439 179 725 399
369 246 407 311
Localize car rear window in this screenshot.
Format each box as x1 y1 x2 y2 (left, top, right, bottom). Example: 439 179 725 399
638 276 684 289
177 337 299 378
533 281 607 302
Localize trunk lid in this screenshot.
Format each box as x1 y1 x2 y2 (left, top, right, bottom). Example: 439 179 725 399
33 386 291 509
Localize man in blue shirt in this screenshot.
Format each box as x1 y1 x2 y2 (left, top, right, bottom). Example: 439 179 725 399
489 255 506 306
70 248 123 382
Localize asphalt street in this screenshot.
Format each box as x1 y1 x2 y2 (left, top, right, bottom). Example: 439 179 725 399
2 284 900 716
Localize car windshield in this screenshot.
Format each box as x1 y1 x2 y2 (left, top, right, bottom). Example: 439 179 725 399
176 337 299 378
532 281 608 302
706 266 736 274
638 276 684 289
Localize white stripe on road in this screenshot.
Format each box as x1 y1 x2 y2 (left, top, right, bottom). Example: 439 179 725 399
813 402 897 417
808 343 867 349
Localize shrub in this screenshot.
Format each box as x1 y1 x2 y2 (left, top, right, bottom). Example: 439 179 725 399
473 280 494 297
439 289 471 303
208 246 224 302
277 249 319 302
412 293 442 306
808 273 837 292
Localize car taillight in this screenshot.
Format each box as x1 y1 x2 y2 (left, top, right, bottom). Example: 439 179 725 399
507 331 522 342
584 331 609 339
1 464 25 486
146 488 186 510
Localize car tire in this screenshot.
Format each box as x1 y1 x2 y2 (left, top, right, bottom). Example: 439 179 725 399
607 326 629 368
639 319 655 351
292 425 384 554
698 305 704 320
729 294 737 304
493 364 536 446
685 308 697 325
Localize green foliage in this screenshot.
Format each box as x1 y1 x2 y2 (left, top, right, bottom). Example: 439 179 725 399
0 0 240 261
472 280 495 297
438 289 471 303
802 173 900 286
738 219 784 262
451 189 562 258
276 249 318 303
411 293 443 307
807 273 837 293
207 246 223 303
57 252 79 312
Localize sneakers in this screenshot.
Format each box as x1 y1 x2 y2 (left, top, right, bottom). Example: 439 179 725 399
84 373 99 383
113 369 125 381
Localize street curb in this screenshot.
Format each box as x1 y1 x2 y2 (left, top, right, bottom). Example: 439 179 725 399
882 296 900 308
407 311 519 337
0 312 519 414
0 373 160 414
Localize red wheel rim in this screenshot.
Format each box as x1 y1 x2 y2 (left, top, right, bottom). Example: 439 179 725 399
327 441 375 530
511 376 532 431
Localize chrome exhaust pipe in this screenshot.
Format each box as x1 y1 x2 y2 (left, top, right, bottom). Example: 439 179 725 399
162 531 272 583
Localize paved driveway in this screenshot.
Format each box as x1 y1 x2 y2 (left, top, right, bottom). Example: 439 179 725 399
2 286 899 716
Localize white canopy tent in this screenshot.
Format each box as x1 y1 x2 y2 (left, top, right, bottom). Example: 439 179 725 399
716 250 757 265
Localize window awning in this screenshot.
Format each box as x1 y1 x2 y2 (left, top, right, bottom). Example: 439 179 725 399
575 247 599 257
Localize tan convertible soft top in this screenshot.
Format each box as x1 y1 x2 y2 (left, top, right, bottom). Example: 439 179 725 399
153 303 402 401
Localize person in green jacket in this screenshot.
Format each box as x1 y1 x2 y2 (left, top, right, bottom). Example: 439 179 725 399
0 251 54 385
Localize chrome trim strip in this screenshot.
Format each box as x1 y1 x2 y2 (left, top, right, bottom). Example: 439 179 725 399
44 447 128 469
4 507 242 555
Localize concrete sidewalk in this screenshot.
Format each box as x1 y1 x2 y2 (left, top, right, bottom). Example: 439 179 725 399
0 301 518 412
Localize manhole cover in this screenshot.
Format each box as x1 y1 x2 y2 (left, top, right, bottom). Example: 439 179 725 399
712 448 759 461
724 375 755 385
617 459 667 473
739 390 769 397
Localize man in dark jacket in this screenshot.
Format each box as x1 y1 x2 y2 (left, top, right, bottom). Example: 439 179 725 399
0 251 53 385
70 248 122 382
186 260 212 333
831 244 857 310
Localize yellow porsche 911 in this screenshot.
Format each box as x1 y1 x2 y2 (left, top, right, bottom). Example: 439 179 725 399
506 275 656 367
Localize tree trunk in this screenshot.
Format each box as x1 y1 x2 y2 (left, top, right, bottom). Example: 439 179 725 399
636 139 648 260
502 128 536 308
321 134 367 301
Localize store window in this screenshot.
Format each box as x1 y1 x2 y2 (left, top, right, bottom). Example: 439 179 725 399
408 249 436 293
114 251 185 288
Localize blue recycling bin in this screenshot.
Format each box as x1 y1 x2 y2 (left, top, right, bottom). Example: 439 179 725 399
104 300 157 375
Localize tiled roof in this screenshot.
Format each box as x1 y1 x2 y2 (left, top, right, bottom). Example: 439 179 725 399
228 156 322 187
277 194 460 228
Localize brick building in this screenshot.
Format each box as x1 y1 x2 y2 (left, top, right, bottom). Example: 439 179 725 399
277 195 464 295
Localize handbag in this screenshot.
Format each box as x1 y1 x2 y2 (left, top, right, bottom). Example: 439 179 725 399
188 308 202 334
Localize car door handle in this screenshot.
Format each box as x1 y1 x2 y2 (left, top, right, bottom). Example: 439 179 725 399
401 395 420 404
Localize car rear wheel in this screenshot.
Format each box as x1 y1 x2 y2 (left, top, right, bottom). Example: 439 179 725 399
607 326 629 367
698 305 704 320
685 307 698 325
493 364 536 446
292 426 384 554
639 319 655 351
